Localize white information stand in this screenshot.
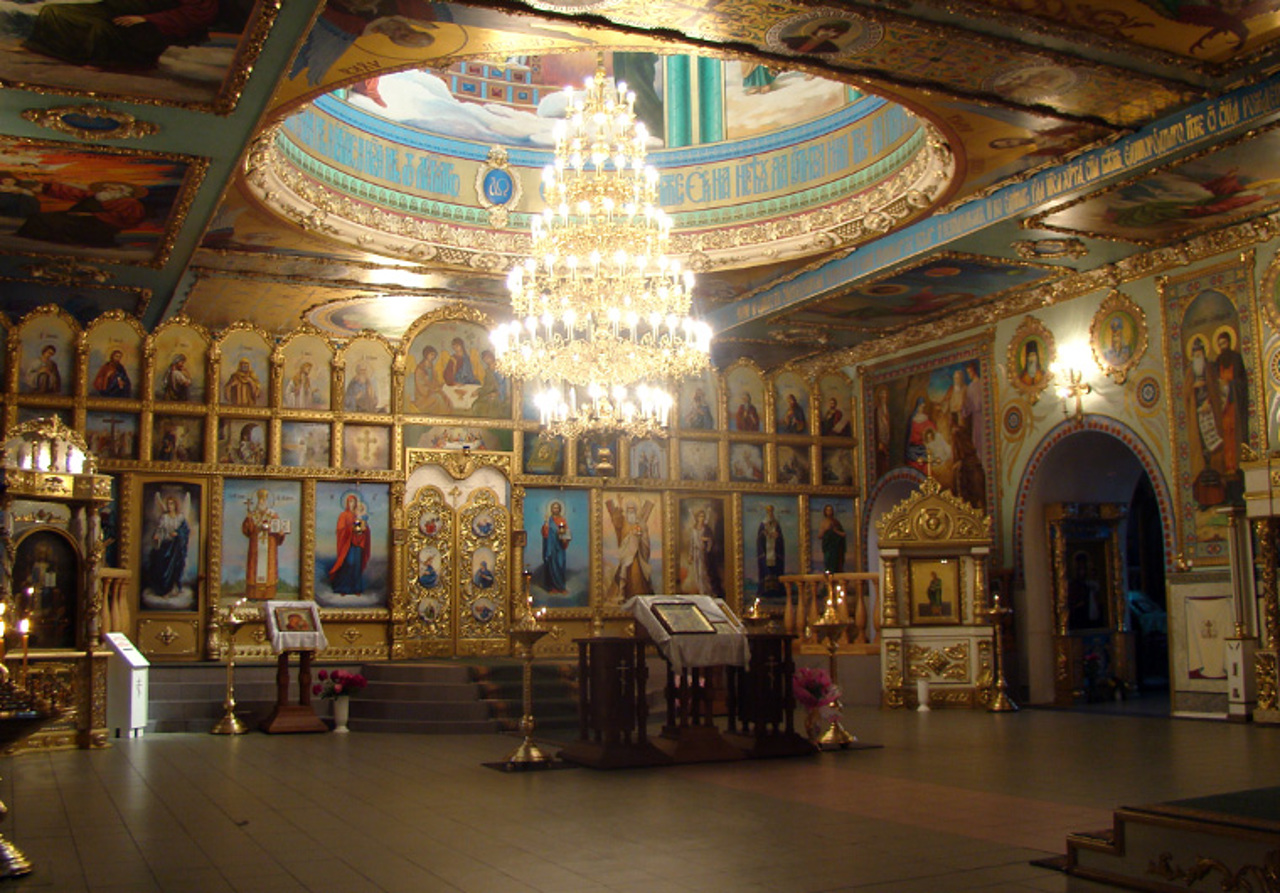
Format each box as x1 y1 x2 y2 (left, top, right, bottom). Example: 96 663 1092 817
104 632 150 738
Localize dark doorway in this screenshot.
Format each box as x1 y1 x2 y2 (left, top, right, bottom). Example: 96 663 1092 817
1126 473 1169 696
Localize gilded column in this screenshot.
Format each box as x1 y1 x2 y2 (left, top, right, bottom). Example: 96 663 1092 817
881 551 899 627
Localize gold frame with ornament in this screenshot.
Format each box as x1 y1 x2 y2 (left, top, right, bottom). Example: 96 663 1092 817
1005 315 1055 403
1089 289 1148 385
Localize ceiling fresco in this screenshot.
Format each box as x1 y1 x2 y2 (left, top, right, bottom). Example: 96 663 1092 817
0 0 1276 368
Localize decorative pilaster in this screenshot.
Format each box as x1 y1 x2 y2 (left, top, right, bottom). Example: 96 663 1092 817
881 550 899 627
1253 518 1279 720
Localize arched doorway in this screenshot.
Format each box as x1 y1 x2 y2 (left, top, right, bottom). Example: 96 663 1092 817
1014 417 1172 708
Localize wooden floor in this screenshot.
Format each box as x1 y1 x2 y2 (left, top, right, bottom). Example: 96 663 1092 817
2 702 1277 893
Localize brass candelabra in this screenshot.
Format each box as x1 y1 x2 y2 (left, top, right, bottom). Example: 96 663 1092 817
986 593 1018 713
504 572 553 769
211 599 251 735
808 574 856 748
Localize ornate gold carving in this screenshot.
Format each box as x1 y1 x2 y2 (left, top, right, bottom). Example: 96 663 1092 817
252 115 952 272
406 448 513 480
1257 651 1278 712
876 477 993 545
21 105 159 140
1012 238 1088 260
20 260 114 285
341 628 362 644
156 626 179 645
882 560 899 627
908 642 970 680
801 212 1277 371
404 486 453 647
1148 850 1280 890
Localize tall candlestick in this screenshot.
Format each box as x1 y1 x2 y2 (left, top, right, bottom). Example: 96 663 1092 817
18 618 29 685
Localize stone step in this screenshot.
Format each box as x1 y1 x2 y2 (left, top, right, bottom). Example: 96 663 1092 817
142 660 581 735
348 717 501 734
362 662 472 683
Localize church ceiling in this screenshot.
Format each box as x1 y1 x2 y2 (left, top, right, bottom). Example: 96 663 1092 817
0 0 1276 368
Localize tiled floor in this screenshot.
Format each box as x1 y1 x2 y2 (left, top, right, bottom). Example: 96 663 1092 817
3 703 1278 893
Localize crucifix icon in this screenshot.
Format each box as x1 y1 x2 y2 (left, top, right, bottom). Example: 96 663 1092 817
355 428 379 465
100 415 124 454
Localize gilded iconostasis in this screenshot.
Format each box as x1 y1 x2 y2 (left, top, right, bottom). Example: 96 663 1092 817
1 0 1280 711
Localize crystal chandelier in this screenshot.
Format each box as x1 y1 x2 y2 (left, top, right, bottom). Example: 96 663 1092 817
490 64 712 439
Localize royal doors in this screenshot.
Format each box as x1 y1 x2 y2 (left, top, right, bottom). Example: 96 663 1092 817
398 451 513 657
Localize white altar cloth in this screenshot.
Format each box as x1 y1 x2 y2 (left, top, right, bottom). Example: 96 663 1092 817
625 594 750 673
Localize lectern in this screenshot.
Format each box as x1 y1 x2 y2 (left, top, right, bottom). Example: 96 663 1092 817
259 601 328 734
725 632 815 758
558 637 667 769
628 595 750 764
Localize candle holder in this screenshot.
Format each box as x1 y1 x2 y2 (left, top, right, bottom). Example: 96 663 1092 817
808 575 855 748
741 598 774 633
17 619 29 688
504 572 553 769
986 593 1018 713
211 600 251 735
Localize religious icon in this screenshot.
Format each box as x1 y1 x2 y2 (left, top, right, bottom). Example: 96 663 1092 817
1006 315 1055 403
810 498 853 575
92 348 131 397
342 425 390 470
1090 290 1147 385
678 496 726 599
678 371 718 431
153 415 204 463
909 558 961 625
241 488 291 601
315 483 388 609
744 495 799 604
603 492 661 604
223 357 264 406
329 492 371 595
727 363 765 432
140 482 200 612
159 351 195 401
14 530 78 649
523 489 589 609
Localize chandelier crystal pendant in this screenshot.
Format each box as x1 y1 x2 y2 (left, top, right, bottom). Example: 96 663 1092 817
491 64 712 439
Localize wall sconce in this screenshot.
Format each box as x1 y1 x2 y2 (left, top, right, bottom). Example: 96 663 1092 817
1050 341 1093 422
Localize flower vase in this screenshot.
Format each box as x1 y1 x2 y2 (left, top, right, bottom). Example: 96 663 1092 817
804 707 822 743
332 696 350 733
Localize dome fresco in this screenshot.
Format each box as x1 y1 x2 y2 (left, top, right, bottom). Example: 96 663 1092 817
263 52 952 272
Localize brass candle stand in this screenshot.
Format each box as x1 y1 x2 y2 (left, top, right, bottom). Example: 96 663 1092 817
212 599 251 735
985 593 1018 713
808 577 856 748
504 573 553 769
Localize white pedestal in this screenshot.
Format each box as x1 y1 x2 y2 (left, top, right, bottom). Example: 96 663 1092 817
104 632 150 738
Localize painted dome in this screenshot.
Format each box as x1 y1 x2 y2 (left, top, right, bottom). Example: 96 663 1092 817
252 52 954 273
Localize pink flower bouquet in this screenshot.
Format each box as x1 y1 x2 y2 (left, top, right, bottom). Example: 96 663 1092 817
793 666 840 710
313 668 368 700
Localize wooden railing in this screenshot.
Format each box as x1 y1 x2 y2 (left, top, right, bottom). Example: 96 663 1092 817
777 572 879 653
